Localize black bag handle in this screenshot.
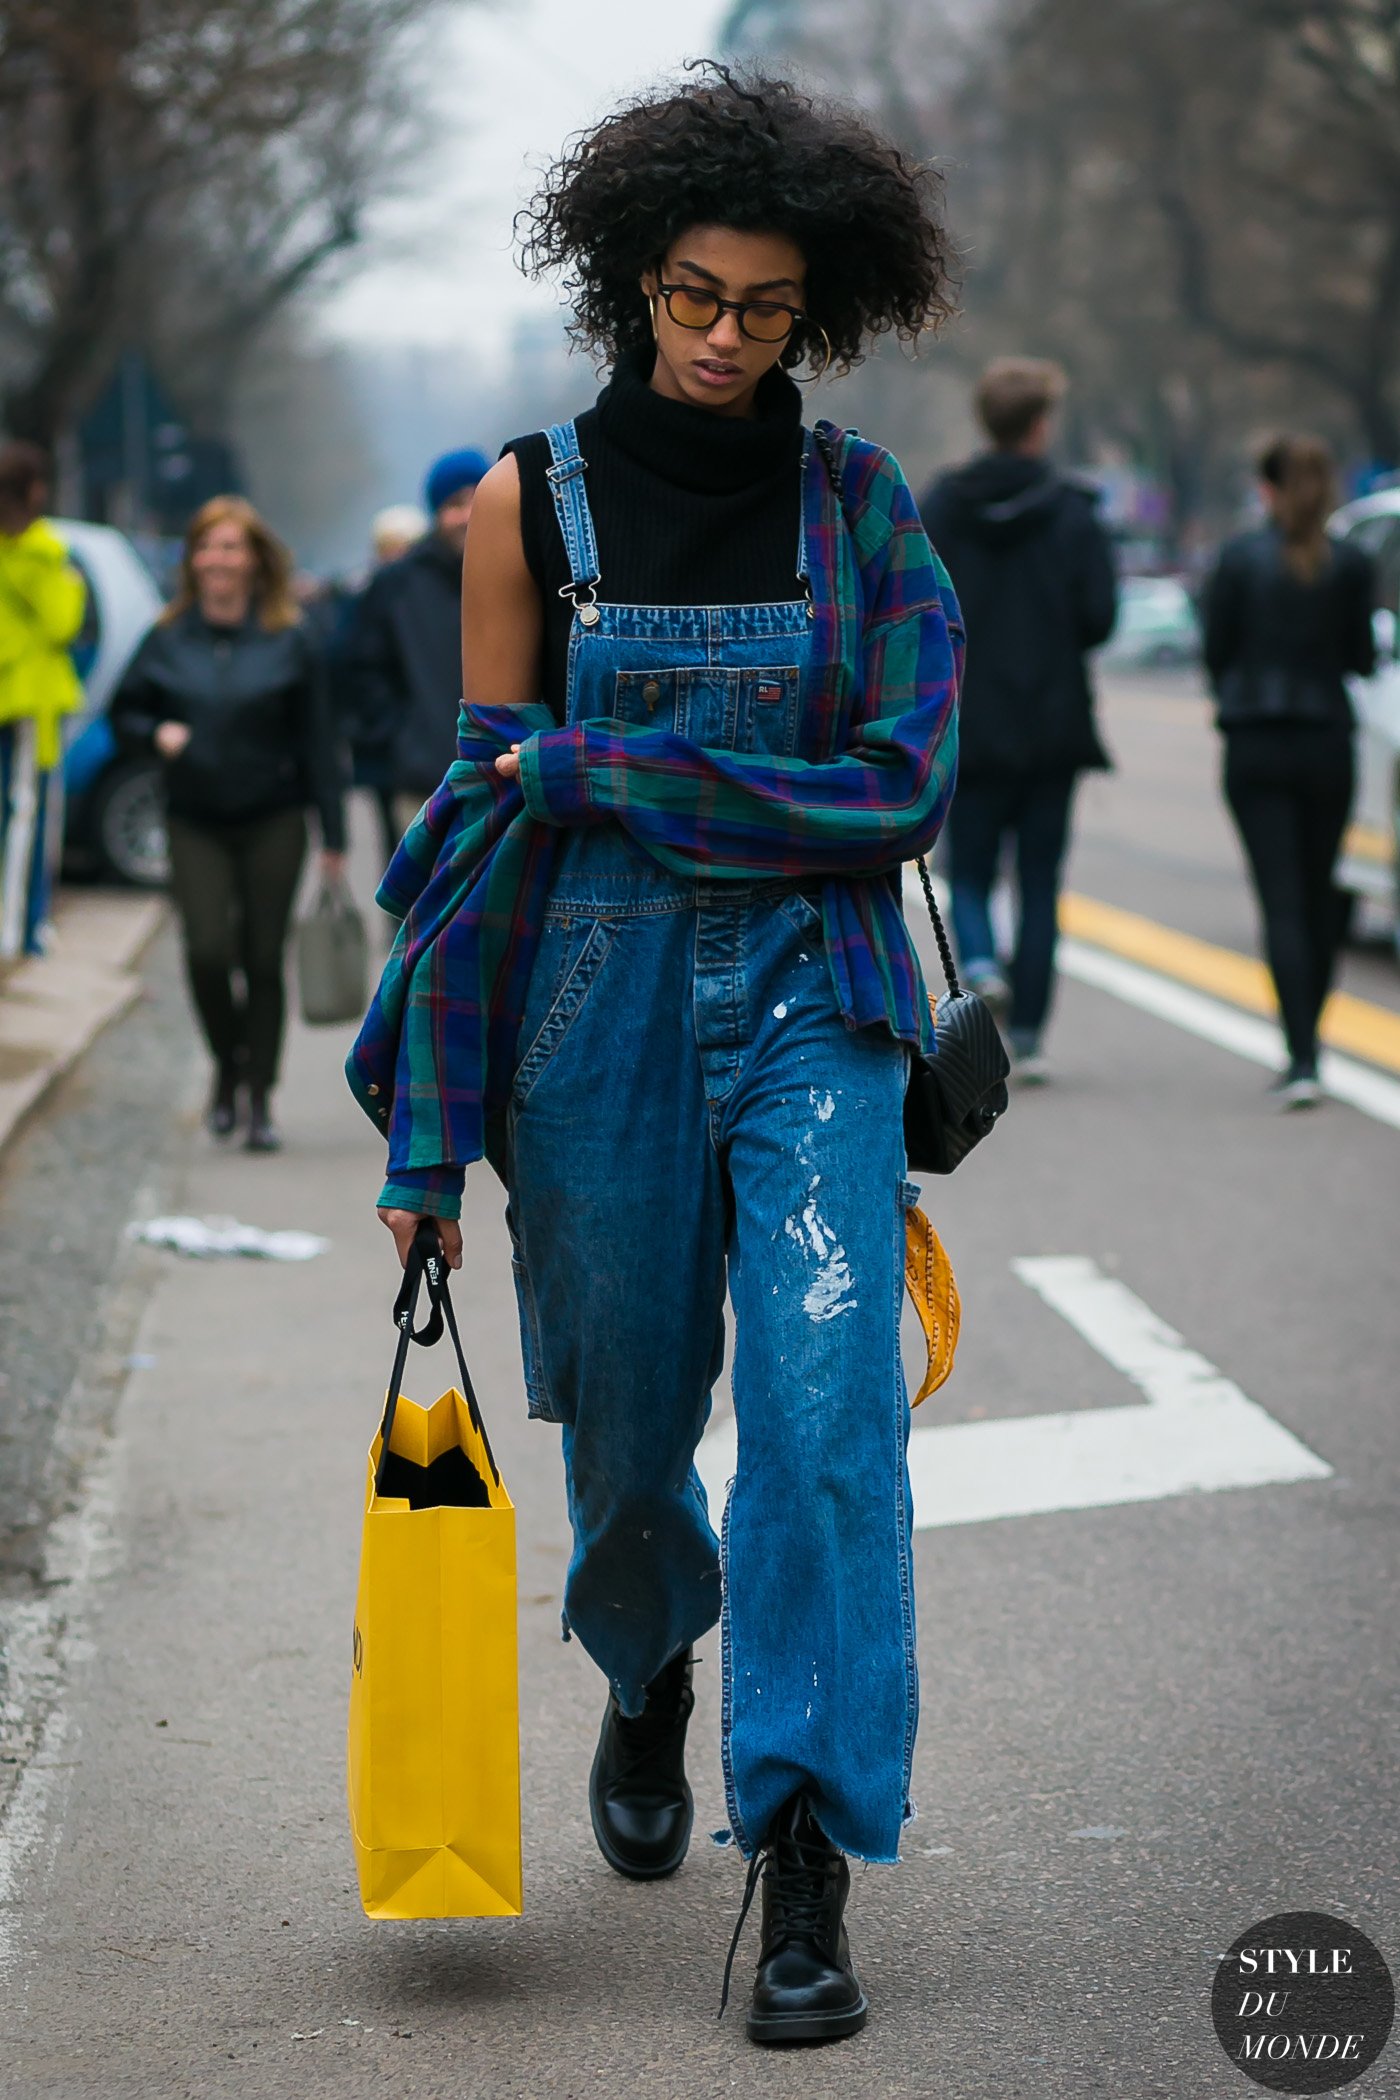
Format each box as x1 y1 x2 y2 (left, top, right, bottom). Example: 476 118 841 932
376 1219 501 1495
811 420 963 1002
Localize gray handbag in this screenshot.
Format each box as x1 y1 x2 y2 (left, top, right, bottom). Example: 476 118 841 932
296 879 368 1026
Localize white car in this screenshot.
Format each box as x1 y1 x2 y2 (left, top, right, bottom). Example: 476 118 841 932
56 519 167 885
1330 488 1400 952
1099 574 1201 669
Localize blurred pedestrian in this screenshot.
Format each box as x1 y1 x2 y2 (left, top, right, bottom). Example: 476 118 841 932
369 504 428 568
111 495 346 1151
0 441 86 958
336 503 430 873
921 358 1117 1080
348 451 486 845
1202 434 1375 1108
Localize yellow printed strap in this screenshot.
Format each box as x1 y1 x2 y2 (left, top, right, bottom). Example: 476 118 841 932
904 1204 961 1406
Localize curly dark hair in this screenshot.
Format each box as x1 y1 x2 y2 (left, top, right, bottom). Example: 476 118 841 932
517 62 957 376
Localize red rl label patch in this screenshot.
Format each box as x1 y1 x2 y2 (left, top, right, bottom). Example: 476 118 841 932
756 679 787 705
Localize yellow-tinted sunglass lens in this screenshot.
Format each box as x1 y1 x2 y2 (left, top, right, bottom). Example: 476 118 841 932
667 287 720 328
743 303 795 342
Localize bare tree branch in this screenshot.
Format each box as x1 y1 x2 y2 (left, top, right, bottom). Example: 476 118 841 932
0 0 451 449
725 0 1400 515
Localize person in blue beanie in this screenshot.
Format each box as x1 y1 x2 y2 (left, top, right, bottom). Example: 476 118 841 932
348 447 489 848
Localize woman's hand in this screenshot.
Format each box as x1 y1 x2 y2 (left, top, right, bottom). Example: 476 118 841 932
494 742 523 779
319 848 348 885
378 1207 464 1271
154 721 192 759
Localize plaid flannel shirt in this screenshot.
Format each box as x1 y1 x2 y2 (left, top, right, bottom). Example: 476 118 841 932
349 423 962 1219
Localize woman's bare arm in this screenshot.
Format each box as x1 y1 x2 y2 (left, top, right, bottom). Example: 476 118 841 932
461 453 544 706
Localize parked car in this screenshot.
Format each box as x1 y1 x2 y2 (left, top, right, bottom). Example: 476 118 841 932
57 520 167 886
1329 489 1400 955
1098 574 1201 670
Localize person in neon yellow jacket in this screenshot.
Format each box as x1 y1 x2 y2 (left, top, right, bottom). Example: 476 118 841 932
0 440 87 958
0 441 85 770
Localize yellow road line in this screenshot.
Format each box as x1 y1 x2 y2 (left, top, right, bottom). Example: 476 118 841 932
1060 892 1400 1076
1343 821 1393 868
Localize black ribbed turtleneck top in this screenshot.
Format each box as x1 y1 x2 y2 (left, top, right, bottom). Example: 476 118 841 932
502 345 805 722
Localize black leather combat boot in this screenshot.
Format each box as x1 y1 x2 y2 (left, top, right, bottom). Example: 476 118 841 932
588 1647 695 1879
723 1792 868 2045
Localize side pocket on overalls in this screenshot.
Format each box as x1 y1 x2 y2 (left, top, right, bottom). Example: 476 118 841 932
512 918 616 1109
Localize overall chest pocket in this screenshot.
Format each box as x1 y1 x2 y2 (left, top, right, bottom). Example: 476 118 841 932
732 663 801 758
613 669 680 728
611 663 802 757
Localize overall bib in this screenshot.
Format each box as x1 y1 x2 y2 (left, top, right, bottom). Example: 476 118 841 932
506 420 918 1862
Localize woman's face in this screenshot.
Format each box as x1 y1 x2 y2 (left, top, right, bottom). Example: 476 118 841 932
191 519 257 604
642 225 808 417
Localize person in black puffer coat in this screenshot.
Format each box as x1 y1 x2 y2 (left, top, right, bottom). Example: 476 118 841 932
921 358 1117 1078
112 496 346 1151
346 448 488 849
1203 433 1376 1108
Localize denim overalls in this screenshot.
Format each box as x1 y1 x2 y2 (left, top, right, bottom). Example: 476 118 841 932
506 419 917 1863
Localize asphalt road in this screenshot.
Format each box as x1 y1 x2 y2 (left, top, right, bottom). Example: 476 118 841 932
1 675 1396 2099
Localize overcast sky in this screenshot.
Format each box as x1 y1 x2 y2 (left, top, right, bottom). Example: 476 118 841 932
325 0 733 370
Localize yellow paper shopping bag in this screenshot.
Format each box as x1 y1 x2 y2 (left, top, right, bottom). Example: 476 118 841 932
348 1226 522 1919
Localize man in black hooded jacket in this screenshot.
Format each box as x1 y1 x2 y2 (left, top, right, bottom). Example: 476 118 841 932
347 446 487 852
921 359 1117 1078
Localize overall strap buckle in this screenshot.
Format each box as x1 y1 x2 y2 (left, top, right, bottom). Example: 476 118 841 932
543 418 603 614
557 579 601 627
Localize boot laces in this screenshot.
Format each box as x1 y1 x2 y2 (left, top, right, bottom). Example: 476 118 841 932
609 1681 694 1786
718 1823 838 2016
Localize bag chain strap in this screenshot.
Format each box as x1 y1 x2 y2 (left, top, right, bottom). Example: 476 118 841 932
811 421 962 1004
913 853 962 1000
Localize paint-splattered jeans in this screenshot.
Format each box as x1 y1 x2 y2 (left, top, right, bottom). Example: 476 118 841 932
506 824 917 1863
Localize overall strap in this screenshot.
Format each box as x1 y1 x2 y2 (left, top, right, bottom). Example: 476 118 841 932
543 420 602 626
796 432 814 616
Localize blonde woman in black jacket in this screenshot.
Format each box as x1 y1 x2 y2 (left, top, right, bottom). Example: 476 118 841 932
113 497 346 1149
1203 435 1375 1107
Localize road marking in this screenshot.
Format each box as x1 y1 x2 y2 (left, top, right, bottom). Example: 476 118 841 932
696 1258 1331 1532
1060 891 1400 1076
1060 937 1400 1133
1343 820 1392 868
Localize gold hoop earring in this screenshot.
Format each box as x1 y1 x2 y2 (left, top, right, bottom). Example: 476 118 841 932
648 294 659 341
796 324 833 385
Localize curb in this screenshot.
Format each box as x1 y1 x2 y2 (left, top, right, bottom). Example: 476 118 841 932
0 889 166 1157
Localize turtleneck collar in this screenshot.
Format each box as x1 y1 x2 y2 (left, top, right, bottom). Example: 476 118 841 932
596 343 803 496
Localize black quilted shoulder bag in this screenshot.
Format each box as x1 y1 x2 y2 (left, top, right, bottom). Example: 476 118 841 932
903 854 1011 1174
812 420 1010 1175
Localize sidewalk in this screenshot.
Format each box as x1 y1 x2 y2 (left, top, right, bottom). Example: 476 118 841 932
0 888 165 1154
0 915 768 2100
